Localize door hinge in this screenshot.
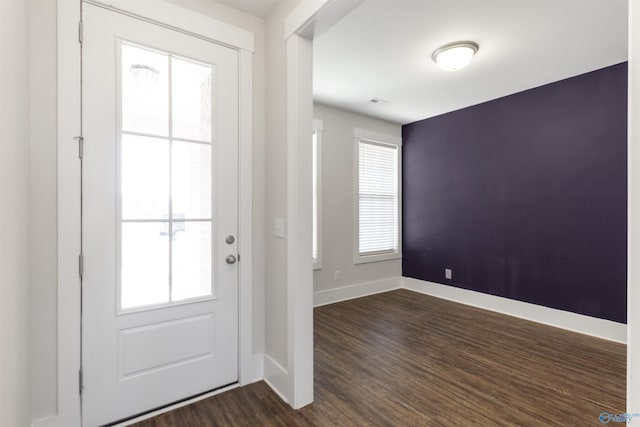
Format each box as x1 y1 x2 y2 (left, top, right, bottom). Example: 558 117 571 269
78 20 83 44
79 368 83 394
79 253 84 279
75 136 84 159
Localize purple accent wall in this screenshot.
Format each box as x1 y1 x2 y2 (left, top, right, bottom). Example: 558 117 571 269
402 63 627 323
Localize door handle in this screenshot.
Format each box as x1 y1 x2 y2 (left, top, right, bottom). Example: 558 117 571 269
225 255 237 265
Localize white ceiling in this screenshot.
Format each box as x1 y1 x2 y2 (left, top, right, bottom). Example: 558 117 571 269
214 0 279 18
313 0 628 124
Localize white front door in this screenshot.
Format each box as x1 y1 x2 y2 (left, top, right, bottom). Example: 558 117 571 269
82 3 239 425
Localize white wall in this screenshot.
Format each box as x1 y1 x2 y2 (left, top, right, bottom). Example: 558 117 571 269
0 0 31 426
29 0 58 422
628 0 640 421
313 103 402 293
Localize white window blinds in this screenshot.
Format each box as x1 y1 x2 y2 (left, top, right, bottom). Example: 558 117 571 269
358 140 399 255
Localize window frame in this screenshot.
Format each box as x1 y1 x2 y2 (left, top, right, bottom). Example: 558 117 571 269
312 118 323 270
352 127 402 265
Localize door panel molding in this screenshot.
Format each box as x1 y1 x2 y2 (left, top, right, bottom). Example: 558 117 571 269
118 314 215 379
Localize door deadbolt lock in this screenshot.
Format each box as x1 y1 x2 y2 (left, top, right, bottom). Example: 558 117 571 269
225 255 237 265
225 235 235 244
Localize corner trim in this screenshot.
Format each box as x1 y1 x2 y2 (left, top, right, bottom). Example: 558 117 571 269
263 354 290 404
403 277 627 343
314 277 403 307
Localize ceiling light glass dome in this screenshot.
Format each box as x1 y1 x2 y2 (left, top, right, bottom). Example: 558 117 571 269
432 41 479 71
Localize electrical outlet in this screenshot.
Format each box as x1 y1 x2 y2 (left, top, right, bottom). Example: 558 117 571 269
445 268 452 280
333 270 340 281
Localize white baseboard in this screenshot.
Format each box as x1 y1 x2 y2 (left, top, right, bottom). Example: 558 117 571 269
313 276 626 343
263 354 290 404
251 353 264 383
31 415 57 427
313 277 402 307
403 277 627 343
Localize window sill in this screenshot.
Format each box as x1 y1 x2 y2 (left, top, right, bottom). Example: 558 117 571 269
353 251 401 265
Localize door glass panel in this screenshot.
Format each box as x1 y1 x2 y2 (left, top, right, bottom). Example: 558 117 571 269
172 57 212 142
119 41 216 311
172 221 212 301
172 141 212 219
121 223 170 309
122 43 169 137
121 134 169 220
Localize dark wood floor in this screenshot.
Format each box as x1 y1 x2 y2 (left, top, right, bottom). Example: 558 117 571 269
132 289 625 426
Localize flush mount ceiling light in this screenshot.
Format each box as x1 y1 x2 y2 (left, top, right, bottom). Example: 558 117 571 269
432 41 479 71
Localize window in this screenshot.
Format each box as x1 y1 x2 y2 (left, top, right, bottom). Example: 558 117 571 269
354 128 402 264
312 119 323 270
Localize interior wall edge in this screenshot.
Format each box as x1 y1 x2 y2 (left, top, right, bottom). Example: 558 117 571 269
627 0 640 420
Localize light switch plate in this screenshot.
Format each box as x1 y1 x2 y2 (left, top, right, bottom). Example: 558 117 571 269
274 218 285 239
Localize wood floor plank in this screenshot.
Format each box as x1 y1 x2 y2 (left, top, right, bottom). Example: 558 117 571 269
131 289 625 426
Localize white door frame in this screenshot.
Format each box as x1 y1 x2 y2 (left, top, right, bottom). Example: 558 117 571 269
285 0 640 418
56 1 255 425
